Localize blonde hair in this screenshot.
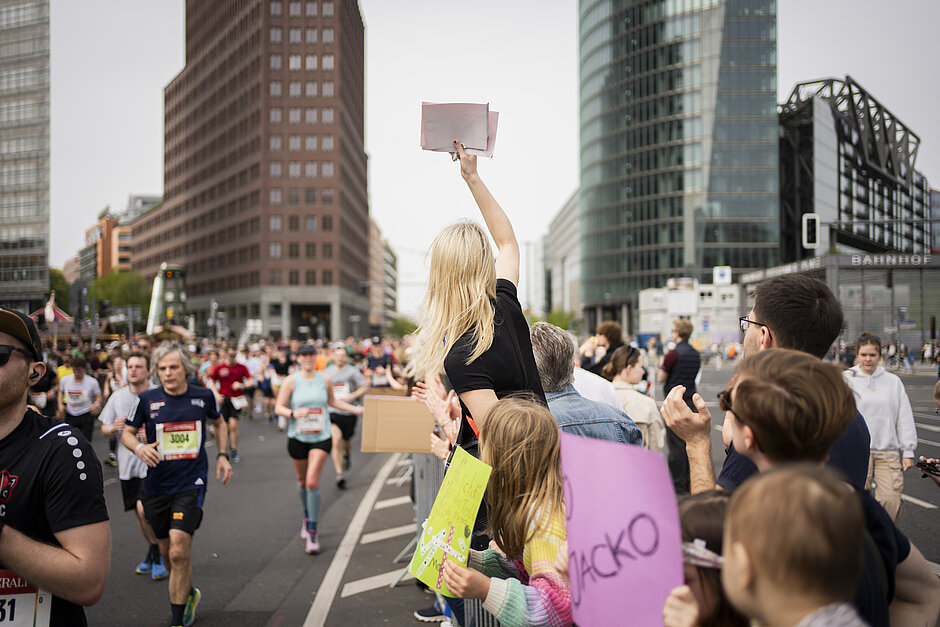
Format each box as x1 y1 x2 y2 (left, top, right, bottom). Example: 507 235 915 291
479 396 565 560
407 221 496 380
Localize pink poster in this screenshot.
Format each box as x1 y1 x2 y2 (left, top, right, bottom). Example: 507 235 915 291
560 432 683 626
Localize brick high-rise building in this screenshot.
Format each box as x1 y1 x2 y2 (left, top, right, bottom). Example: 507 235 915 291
132 0 369 339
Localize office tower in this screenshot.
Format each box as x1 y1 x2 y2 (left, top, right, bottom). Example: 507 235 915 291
132 0 369 339
0 0 49 311
579 0 778 329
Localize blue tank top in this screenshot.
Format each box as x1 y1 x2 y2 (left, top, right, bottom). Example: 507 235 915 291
288 371 331 443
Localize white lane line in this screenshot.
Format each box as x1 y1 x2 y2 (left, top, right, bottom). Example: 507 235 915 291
104 478 118 487
915 422 940 433
396 456 411 467
340 568 414 598
918 438 940 448
901 494 938 510
928 560 940 577
375 495 411 510
385 478 399 485
304 453 401 627
361 523 417 545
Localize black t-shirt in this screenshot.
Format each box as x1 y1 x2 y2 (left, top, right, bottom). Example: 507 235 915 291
717 410 871 491
0 411 109 626
445 279 546 446
854 489 911 626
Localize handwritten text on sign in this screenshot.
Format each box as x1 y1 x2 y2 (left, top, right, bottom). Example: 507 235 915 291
408 447 492 597
560 432 682 626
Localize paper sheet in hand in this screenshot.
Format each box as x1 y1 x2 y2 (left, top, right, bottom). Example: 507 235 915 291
408 446 492 597
465 111 499 158
560 432 683 626
420 102 489 152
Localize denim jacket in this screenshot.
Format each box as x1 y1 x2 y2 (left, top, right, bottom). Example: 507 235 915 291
546 385 643 446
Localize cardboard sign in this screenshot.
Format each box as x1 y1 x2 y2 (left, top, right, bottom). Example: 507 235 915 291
361 396 434 454
408 447 492 596
420 102 489 152
365 386 407 397
560 432 682 626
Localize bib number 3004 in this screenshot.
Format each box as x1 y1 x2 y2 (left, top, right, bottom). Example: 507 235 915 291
156 421 203 460
0 570 50 626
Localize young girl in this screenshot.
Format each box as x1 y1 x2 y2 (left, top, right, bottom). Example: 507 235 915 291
604 345 667 455
442 397 571 627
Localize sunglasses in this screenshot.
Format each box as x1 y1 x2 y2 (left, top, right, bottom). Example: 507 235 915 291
717 388 745 425
0 344 33 367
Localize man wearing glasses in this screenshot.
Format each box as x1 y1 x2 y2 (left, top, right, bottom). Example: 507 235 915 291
0 308 110 625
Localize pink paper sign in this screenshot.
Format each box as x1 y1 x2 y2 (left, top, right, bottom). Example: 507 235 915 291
560 432 683 627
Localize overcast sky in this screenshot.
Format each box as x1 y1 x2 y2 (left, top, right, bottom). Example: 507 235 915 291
49 0 940 317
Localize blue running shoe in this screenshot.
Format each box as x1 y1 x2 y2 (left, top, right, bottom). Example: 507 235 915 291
135 551 153 575
183 587 201 627
151 555 169 581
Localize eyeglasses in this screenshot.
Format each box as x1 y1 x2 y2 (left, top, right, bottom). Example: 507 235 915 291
739 316 771 335
717 388 745 424
0 345 32 367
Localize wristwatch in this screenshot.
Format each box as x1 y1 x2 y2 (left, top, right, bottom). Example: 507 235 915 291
217 452 230 460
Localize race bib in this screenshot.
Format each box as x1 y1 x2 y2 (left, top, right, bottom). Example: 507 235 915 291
28 393 46 409
157 421 202 460
230 395 249 410
333 383 350 398
0 570 51 627
66 388 88 406
371 375 387 387
296 408 326 434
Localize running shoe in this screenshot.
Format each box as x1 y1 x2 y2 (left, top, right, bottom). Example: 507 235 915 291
413 603 446 622
231 449 240 463
301 518 311 541
151 555 169 581
305 530 320 554
336 475 347 490
134 551 153 575
182 587 201 627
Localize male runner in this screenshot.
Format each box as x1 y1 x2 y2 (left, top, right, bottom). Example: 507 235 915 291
207 348 250 462
98 351 168 580
57 356 102 442
123 342 233 627
324 344 368 488
0 307 110 625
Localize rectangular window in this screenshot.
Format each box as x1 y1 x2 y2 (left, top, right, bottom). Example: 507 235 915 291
269 135 282 151
305 189 317 204
321 107 334 124
288 135 301 151
305 162 318 178
321 81 334 97
289 214 300 230
270 161 282 177
306 1 317 16
321 135 333 150
270 1 282 16
289 243 299 258
322 242 333 258
269 81 282 97
321 161 334 177
305 269 316 284
289 270 300 285
305 81 318 97
289 81 302 97
305 107 317 124
269 215 282 232
305 135 318 151
269 188 282 205
322 55 334 70
270 269 282 285
269 242 282 259
321 189 333 204
288 108 301 124
270 54 282 70
322 269 333 284
289 1 302 16
270 108 282 124
305 215 317 231
305 54 318 71
322 215 333 230
306 243 317 258
270 27 282 42
289 54 302 71
288 161 301 178
322 2 334 16
289 28 302 43
322 28 334 43
306 28 317 44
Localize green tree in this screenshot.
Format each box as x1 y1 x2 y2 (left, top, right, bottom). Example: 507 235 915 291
48 268 71 312
546 309 574 330
386 315 418 337
91 270 151 317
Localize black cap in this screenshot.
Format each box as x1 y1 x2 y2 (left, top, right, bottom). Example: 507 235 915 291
296 344 317 355
0 308 43 362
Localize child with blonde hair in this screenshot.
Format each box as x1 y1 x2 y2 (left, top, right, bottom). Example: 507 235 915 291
443 397 571 627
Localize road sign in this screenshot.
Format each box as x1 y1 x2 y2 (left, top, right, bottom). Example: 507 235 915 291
108 313 127 324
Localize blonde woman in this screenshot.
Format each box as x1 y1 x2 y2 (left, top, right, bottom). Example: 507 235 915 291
409 141 546 449
604 345 667 455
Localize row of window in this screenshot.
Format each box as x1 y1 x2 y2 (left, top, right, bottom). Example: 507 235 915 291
0 134 45 154
270 1 333 18
0 34 48 60
0 66 44 95
269 133 334 152
0 98 47 125
268 213 333 232
0 2 45 29
268 160 334 178
270 53 334 71
269 79 334 98
268 241 332 259
269 187 334 205
269 106 334 124
271 268 332 286
270 26 333 44
0 162 45 187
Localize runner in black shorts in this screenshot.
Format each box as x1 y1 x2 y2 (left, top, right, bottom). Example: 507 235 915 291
324 344 368 488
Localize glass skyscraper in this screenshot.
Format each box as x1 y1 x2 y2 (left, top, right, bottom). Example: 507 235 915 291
0 0 49 312
579 0 778 329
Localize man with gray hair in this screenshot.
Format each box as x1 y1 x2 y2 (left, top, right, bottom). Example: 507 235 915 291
530 322 642 445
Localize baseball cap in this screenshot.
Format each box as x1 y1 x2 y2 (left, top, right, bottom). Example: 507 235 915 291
0 307 43 362
331 341 346 350
296 344 317 355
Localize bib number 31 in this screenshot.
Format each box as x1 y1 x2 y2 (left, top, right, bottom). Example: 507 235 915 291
0 570 50 626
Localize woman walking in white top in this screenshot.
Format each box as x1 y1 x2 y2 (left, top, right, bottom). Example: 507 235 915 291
843 333 917 521
604 345 667 455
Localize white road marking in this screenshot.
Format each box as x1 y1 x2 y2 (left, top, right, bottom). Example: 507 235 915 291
340 568 414 598
915 422 940 433
304 453 401 627
918 438 940 448
104 478 118 487
396 456 411 466
374 495 411 510
361 523 417 545
901 494 938 510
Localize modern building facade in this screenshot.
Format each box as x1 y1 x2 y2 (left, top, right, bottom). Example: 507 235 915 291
779 76 932 263
543 190 582 320
931 188 940 253
0 0 49 312
367 217 397 336
132 0 369 340
579 0 778 331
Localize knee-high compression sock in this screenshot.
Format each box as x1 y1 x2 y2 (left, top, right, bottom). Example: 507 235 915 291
297 486 308 519
305 488 321 531
109 438 117 454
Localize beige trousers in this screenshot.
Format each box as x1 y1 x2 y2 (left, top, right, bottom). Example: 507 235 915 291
866 451 904 522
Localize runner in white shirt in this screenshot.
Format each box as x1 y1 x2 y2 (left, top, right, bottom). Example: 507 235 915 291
57 357 102 443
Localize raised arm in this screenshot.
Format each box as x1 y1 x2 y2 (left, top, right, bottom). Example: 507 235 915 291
454 140 519 286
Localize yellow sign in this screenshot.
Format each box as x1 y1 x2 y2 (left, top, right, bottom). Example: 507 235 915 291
408 447 492 597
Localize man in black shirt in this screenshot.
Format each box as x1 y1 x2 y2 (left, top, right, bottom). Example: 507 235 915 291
0 308 110 626
658 319 700 494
